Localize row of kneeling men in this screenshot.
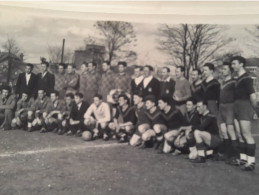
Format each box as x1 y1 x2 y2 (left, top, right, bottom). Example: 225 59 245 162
2 87 233 166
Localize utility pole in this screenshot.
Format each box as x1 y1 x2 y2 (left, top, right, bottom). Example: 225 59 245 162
61 38 65 63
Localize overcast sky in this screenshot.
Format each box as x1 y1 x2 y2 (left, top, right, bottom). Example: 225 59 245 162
0 5 258 67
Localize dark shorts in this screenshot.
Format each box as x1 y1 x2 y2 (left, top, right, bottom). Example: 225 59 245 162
234 100 254 121
218 103 234 125
208 100 218 116
209 134 221 148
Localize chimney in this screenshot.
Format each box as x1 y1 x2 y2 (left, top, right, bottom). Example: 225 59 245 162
20 53 24 62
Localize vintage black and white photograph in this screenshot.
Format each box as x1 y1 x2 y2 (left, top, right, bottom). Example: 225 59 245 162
0 1 258 195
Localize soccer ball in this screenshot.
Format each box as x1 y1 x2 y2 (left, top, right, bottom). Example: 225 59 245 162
82 131 92 141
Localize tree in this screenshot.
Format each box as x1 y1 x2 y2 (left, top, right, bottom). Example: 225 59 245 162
1 37 22 83
94 21 137 64
2 37 20 56
157 24 232 78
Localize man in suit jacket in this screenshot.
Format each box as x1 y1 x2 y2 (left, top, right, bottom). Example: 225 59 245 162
37 62 55 97
16 63 38 99
140 65 160 101
67 92 89 136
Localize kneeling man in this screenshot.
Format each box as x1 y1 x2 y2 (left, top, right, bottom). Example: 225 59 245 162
191 100 221 163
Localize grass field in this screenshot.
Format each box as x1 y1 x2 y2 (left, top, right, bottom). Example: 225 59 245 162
0 120 259 195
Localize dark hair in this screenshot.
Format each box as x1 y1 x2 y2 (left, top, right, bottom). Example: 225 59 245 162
94 94 103 100
1 85 11 92
134 65 143 71
144 95 156 103
65 93 74 99
38 88 45 93
204 63 215 71
118 61 127 67
133 91 144 99
197 99 208 106
144 65 154 71
222 61 233 72
231 56 246 67
26 63 34 70
158 96 171 105
103 61 111 66
41 61 49 68
176 66 185 73
50 90 59 97
192 69 201 75
67 64 75 69
58 63 66 69
75 92 84 99
186 97 197 105
92 61 97 67
118 94 130 104
21 90 29 96
162 67 170 73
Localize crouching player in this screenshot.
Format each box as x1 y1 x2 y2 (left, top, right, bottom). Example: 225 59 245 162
66 92 88 136
27 89 51 132
141 95 167 151
109 94 137 143
158 96 186 154
129 92 150 147
40 90 66 133
57 93 74 135
191 100 221 163
84 94 111 140
11 92 34 130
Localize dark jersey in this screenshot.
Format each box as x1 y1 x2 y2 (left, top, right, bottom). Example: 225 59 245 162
234 72 255 100
160 79 175 98
116 106 137 124
202 79 220 102
145 107 165 126
192 112 219 135
183 110 201 127
220 79 235 104
191 81 204 102
162 107 185 130
135 103 150 125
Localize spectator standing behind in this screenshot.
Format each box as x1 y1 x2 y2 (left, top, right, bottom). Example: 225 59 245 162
160 67 175 100
55 64 67 99
83 62 100 104
131 66 144 95
98 61 115 101
140 65 160 101
114 61 131 93
16 63 38 99
201 63 220 115
65 64 80 95
173 66 192 115
0 86 17 130
37 62 55 97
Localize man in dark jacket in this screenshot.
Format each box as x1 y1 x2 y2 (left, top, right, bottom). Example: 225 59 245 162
140 65 160 101
16 63 38 99
37 62 55 97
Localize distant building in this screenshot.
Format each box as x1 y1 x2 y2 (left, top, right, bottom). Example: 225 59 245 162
0 52 25 86
74 44 105 70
